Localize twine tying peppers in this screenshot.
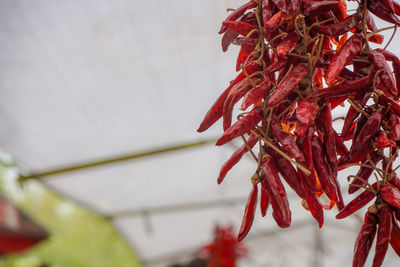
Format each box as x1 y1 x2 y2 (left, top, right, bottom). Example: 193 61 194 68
198 0 400 265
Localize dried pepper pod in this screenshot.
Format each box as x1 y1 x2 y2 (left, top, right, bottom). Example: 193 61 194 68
261 158 291 228
372 207 393 267
353 211 378 267
238 184 258 241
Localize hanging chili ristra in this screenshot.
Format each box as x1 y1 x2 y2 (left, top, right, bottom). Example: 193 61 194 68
198 1 400 265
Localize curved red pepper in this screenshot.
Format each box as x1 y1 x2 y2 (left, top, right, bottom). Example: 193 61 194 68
268 63 308 106
390 219 400 257
260 186 270 217
370 50 398 97
353 211 378 267
276 32 299 58
368 1 400 25
261 158 291 228
219 0 257 34
375 131 396 149
216 107 263 146
304 1 340 15
218 134 258 184
270 115 305 161
238 184 258 241
372 206 393 267
336 183 377 219
222 21 258 37
380 184 400 209
241 80 270 110
350 111 383 158
326 34 363 84
311 135 339 203
348 152 381 194
311 75 371 99
316 13 361 36
266 142 307 199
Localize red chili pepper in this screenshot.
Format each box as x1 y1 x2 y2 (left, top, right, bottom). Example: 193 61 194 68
276 32 299 58
223 76 262 130
222 21 258 37
316 13 361 36
266 142 307 199
310 75 371 99
241 80 270 110
334 130 349 156
375 131 396 149
222 29 239 52
326 34 363 84
304 190 324 227
198 62 260 132
261 158 291 228
297 127 318 192
348 152 381 194
387 112 400 141
372 206 393 267
311 135 339 203
350 111 383 158
304 0 340 15
272 0 288 13
370 50 398 97
238 184 258 241
368 0 400 25
216 106 263 146
268 53 287 73
270 115 305 161
377 0 395 13
317 101 337 173
296 99 316 137
260 186 270 217
353 211 378 267
336 183 377 219
262 0 274 23
380 184 400 209
219 0 257 34
341 91 370 140
390 219 400 257
268 63 308 106
264 11 283 32
368 34 384 45
236 42 257 71
218 134 258 184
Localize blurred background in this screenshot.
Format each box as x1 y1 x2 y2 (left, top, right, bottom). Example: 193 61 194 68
0 0 399 266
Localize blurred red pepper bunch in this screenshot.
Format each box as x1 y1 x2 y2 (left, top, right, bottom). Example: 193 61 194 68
201 225 248 267
198 0 400 265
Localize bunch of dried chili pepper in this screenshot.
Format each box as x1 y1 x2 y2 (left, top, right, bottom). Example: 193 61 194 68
198 0 400 265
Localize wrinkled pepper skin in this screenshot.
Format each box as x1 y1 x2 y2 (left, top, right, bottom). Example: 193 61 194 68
311 135 339 203
353 211 378 267
260 186 270 217
326 34 364 84
380 184 400 209
336 184 377 219
350 111 383 158
268 63 308 106
238 184 258 241
216 107 263 146
370 50 398 97
261 158 291 228
316 13 361 36
218 134 258 184
372 207 393 267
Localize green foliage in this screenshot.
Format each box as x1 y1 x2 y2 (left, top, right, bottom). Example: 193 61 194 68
0 180 142 267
